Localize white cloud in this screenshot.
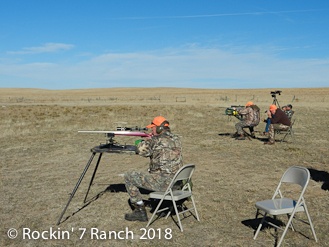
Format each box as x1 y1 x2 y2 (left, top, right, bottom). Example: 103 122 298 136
1 45 328 89
72 47 329 86
117 9 327 20
7 43 75 55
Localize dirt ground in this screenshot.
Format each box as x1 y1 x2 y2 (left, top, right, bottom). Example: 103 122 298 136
1 87 328 247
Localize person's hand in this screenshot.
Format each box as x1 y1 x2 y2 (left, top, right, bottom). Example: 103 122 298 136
232 107 236 110
267 110 271 118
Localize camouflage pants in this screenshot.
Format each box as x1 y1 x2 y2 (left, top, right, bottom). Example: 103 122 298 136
268 123 289 143
235 121 255 135
124 171 172 203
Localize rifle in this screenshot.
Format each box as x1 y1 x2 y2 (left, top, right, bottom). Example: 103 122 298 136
78 127 151 152
223 105 245 120
78 130 151 138
79 126 151 138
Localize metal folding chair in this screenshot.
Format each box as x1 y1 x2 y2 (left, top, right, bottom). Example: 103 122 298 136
275 119 296 142
253 166 317 247
146 164 200 232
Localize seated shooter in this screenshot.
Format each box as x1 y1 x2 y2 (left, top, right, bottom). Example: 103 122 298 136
264 105 291 145
264 104 294 135
124 116 183 222
232 102 260 140
282 104 294 120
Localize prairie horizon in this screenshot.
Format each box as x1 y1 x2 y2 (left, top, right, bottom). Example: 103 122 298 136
1 87 328 106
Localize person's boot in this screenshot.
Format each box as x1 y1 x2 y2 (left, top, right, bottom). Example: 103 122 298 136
231 132 239 138
235 134 245 140
124 204 148 222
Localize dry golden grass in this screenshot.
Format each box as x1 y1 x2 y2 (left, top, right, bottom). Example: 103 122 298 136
1 87 329 247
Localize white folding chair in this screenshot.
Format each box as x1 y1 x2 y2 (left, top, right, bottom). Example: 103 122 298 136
253 166 317 247
146 164 200 232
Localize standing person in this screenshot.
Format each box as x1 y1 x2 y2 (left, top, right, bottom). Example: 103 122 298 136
232 102 260 140
124 116 183 222
265 105 291 145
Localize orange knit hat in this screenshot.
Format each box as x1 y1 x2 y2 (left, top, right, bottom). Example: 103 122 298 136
245 101 253 107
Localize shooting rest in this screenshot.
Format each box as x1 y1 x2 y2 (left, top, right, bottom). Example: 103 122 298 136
56 141 135 225
242 128 253 141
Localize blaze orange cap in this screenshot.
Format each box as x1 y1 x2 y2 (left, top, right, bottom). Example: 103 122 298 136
245 101 253 107
146 116 169 128
270 105 277 111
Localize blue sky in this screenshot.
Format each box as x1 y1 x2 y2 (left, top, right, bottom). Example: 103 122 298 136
1 1 328 90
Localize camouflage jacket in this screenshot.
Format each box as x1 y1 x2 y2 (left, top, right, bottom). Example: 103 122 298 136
136 131 182 176
285 109 294 120
238 105 260 126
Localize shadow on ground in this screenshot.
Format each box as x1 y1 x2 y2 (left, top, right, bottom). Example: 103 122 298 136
242 216 312 246
308 168 329 191
218 132 269 142
58 183 151 224
241 216 285 231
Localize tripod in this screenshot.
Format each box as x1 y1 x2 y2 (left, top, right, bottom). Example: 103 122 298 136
56 140 135 225
270 90 282 109
272 95 280 109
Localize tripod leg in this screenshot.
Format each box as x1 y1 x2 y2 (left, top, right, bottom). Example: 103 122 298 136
272 98 280 109
56 152 96 225
242 129 252 141
84 153 103 203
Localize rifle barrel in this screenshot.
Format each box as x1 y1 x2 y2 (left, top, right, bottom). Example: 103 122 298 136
78 131 150 137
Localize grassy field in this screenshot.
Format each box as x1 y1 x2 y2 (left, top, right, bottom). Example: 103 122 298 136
1 87 329 247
